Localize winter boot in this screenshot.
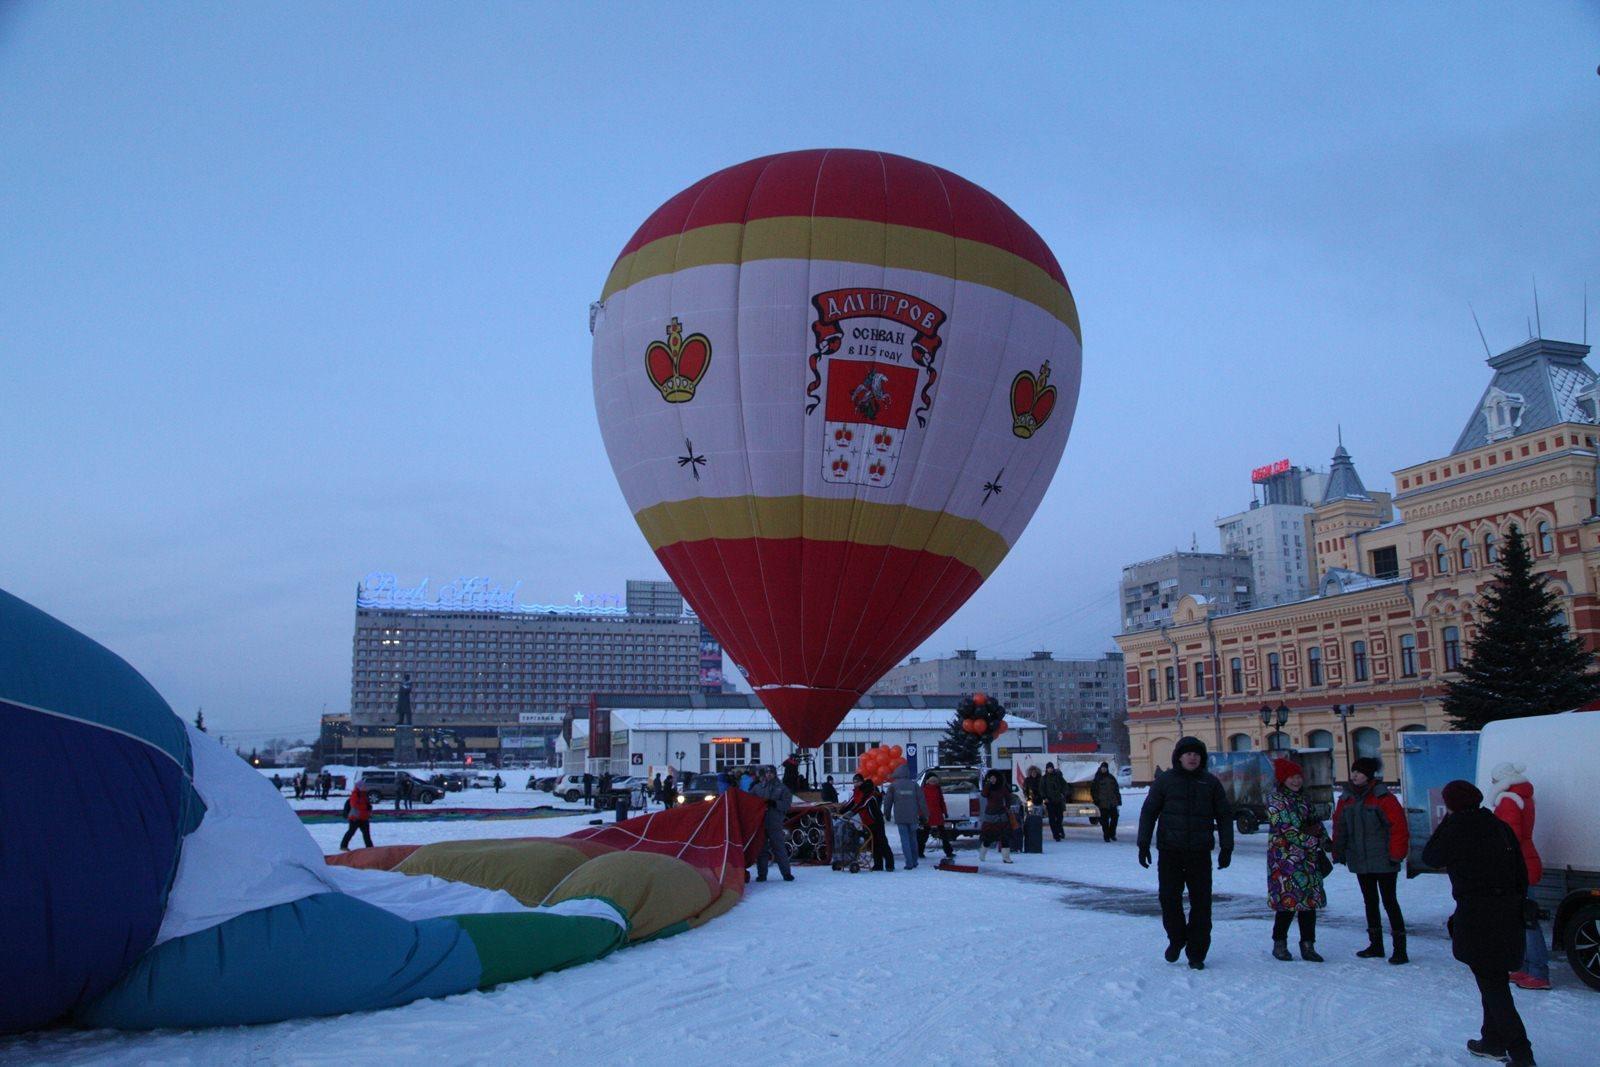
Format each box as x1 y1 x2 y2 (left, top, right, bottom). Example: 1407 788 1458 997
1164 941 1184 963
1299 941 1325 962
1356 928 1386 958
1001 847 1014 864
1466 1039 1508 1060
1388 932 1408 965
1271 939 1293 961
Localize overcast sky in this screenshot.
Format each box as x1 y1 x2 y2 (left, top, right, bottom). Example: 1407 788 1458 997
3 3 1597 742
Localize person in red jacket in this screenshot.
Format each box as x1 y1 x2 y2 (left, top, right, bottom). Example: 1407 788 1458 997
1332 757 1410 963
917 771 954 862
840 774 894 871
340 779 374 850
1490 762 1549 990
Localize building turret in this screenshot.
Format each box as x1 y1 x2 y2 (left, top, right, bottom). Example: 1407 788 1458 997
1309 436 1392 581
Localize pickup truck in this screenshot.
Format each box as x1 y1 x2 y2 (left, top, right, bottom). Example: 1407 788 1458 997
921 767 986 836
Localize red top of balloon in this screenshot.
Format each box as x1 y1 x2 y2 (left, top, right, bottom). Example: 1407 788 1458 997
615 149 1069 292
972 692 988 705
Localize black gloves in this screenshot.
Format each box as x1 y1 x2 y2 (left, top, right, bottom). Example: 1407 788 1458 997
1217 849 1232 869
1138 847 1151 868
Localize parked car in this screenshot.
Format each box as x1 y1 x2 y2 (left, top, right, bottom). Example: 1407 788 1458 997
359 770 444 804
553 773 591 803
526 773 561 791
676 773 723 805
430 772 469 792
597 775 649 810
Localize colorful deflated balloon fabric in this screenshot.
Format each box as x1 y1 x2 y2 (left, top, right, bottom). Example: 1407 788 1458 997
0 586 772 1032
592 149 1082 748
0 588 205 1034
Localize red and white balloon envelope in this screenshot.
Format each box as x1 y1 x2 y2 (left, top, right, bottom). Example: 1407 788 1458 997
592 150 1081 747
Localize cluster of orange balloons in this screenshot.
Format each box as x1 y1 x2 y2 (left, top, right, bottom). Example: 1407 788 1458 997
960 717 1009 736
959 691 1009 737
857 745 905 785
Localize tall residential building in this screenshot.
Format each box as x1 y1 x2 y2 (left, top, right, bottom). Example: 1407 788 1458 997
869 648 1127 751
1120 551 1254 633
1118 335 1600 782
1214 462 1329 607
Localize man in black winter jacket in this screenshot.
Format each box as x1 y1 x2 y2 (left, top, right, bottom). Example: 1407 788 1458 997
1137 736 1233 969
1422 780 1536 1067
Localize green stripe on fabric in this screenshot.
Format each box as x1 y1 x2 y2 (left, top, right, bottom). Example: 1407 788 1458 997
454 910 630 989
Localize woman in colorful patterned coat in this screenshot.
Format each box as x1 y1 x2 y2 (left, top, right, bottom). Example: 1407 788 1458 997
1266 758 1328 962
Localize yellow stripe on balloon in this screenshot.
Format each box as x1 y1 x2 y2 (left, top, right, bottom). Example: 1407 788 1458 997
601 217 1081 343
631 496 1013 578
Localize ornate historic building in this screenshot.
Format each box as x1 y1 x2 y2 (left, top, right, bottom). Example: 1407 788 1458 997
1117 337 1600 781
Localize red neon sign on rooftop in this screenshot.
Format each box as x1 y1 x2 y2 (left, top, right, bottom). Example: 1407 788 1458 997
1251 458 1291 483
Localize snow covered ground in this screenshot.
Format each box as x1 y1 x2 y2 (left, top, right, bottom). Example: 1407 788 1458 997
7 804 1589 1066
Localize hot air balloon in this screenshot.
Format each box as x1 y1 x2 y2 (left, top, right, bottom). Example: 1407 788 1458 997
592 150 1081 747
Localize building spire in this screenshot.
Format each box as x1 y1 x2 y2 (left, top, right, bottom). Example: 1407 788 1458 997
1324 435 1371 501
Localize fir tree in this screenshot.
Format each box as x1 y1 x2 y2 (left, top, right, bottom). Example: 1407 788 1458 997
940 714 981 766
194 708 206 733
1444 525 1600 729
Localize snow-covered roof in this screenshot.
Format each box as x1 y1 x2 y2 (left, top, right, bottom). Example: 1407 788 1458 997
598 707 1045 732
1317 568 1407 596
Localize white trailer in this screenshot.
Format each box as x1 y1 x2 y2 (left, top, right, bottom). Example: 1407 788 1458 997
1475 712 1600 991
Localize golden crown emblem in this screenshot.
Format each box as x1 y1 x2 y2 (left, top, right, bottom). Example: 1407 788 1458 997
1010 360 1058 439
645 318 712 403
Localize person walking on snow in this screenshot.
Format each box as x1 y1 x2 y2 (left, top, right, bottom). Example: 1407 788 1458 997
1423 780 1537 1067
884 762 930 870
1042 762 1069 842
978 770 1014 864
1091 761 1122 842
918 771 955 862
340 779 374 850
492 773 503 793
1488 762 1549 990
1332 756 1409 964
1265 758 1328 962
1137 736 1233 969
749 766 794 882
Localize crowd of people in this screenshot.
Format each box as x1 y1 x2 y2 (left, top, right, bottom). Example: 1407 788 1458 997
1136 735 1545 1067
302 740 1553 1064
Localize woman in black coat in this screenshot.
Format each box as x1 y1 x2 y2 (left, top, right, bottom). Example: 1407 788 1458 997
1421 780 1535 1067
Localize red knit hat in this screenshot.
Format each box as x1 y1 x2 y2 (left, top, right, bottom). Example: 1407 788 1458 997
1273 758 1303 785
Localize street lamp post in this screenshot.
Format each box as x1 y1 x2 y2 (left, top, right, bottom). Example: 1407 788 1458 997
1333 704 1356 774
1259 703 1289 751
